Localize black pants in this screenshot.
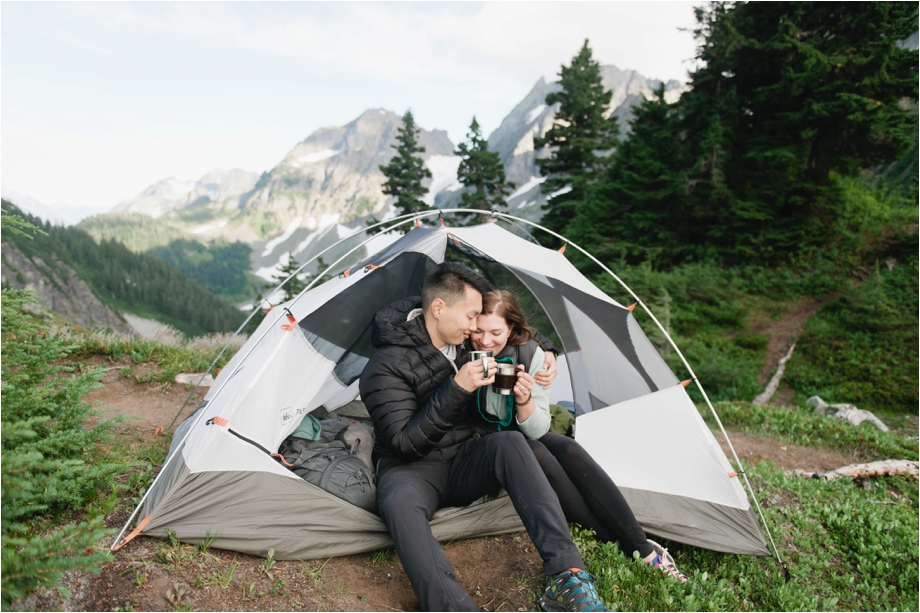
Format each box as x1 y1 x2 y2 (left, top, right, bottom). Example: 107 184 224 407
528 432 654 559
376 431 584 612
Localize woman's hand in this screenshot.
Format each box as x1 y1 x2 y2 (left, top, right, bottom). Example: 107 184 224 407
535 351 558 389
513 365 536 422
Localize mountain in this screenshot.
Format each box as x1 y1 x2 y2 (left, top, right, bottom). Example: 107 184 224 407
2 201 246 337
487 66 688 218
111 168 261 219
82 109 463 283
81 63 687 289
0 186 108 226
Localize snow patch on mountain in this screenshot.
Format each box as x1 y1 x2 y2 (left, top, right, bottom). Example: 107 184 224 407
262 216 304 256
298 149 340 164
526 104 547 124
548 186 572 200
306 213 341 230
423 155 462 205
507 176 546 201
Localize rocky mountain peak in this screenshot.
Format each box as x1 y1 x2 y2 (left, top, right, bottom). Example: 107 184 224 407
488 63 689 217
113 168 259 218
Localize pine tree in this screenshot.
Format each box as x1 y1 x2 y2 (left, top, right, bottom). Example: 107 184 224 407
567 85 683 269
375 110 432 234
270 254 307 302
535 39 619 240
566 3 918 266
455 116 515 224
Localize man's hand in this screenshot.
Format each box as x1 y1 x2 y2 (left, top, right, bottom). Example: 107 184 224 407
535 351 558 389
455 357 495 393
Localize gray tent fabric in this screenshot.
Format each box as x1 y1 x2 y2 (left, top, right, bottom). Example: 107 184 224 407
134 222 768 560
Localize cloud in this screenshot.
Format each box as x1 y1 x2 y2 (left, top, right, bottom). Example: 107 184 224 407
62 2 697 82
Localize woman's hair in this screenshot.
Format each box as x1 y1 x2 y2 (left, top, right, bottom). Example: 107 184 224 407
481 290 536 346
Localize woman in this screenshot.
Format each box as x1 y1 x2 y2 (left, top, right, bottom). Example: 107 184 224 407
467 289 688 582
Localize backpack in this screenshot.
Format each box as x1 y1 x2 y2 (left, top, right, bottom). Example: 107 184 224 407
278 426 376 513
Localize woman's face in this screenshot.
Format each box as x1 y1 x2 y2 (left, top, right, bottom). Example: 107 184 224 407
471 312 511 354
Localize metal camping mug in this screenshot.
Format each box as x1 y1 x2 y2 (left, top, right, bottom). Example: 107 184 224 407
492 362 518 396
469 350 493 378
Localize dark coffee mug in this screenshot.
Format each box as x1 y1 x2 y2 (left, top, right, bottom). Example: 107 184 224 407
492 363 517 396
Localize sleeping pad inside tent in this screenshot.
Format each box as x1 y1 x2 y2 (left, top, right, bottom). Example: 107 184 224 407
126 222 769 560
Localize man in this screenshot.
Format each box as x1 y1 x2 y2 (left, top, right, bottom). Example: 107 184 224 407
360 262 606 612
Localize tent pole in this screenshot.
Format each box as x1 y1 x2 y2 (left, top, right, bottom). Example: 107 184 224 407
110 213 432 551
483 211 787 574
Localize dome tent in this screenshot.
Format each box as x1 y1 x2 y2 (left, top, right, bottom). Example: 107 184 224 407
112 212 774 563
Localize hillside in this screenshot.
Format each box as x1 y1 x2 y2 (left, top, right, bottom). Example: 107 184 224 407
1 202 246 337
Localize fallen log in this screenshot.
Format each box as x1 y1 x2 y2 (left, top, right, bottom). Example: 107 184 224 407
785 459 919 481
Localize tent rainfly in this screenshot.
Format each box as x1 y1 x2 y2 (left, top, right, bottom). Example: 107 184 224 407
112 213 776 564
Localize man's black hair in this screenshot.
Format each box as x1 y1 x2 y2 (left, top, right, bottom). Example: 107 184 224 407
422 262 492 310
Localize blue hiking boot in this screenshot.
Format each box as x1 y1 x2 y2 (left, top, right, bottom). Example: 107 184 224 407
539 569 607 612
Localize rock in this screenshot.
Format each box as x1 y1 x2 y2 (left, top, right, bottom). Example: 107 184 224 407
833 406 890 432
806 395 889 431
174 373 215 387
1 242 133 334
806 395 830 415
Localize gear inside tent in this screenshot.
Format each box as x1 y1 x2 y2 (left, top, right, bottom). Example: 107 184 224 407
115 221 770 560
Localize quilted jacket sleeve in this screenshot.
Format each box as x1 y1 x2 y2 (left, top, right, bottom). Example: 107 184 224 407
533 330 558 355
360 348 473 462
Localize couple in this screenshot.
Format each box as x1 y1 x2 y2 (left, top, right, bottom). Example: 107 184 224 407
359 262 685 612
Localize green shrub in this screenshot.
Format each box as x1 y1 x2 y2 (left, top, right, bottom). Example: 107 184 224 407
577 461 918 611
1 289 130 606
785 238 919 414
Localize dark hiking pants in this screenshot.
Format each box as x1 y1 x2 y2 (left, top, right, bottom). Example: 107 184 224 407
528 432 654 559
376 431 583 612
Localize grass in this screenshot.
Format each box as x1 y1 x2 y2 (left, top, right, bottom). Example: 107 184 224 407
785 248 919 414
573 399 920 611
707 401 919 461
580 458 918 611
63 326 246 385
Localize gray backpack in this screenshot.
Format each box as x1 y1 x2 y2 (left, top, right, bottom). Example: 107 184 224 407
278 424 376 513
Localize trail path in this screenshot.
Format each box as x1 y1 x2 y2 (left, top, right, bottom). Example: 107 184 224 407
742 293 840 386
27 359 856 612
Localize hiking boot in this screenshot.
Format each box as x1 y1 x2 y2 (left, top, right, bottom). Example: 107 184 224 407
539 569 607 612
647 539 688 583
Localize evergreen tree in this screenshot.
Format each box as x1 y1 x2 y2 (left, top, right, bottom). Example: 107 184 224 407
270 254 307 302
376 110 432 233
566 2 918 265
455 116 515 224
535 39 619 240
567 85 684 268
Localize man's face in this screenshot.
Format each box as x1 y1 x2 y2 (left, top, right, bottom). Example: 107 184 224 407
433 286 482 346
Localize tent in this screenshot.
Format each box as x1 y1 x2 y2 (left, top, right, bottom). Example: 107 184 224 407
112 215 772 561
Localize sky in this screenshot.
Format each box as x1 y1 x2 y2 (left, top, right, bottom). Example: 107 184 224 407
1 1 699 212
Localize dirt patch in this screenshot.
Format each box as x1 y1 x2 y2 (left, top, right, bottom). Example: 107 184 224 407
744 294 840 384
81 356 207 436
715 429 858 472
39 532 544 612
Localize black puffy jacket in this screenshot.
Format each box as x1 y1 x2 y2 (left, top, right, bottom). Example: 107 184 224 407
359 297 476 463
